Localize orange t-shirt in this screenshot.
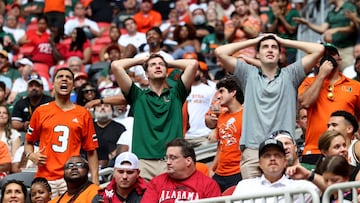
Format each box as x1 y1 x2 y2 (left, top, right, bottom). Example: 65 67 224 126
49 184 100 203
133 10 162 33
298 75 360 155
215 109 243 176
26 102 98 180
44 0 65 13
0 142 11 165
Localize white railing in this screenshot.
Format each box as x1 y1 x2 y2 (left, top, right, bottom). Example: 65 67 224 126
322 181 360 203
183 181 320 203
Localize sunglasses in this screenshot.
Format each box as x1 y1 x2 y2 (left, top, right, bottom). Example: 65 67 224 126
82 88 95 93
65 162 86 169
327 85 334 101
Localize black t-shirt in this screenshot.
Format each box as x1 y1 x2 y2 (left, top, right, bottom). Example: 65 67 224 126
12 95 54 122
95 120 126 161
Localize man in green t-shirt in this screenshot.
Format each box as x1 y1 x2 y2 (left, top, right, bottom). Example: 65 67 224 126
111 54 198 181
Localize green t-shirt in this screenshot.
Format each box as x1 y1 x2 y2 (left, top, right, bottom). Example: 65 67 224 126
126 80 189 159
326 2 358 48
1 66 20 81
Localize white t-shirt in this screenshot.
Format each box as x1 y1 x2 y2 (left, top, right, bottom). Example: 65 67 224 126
118 32 147 49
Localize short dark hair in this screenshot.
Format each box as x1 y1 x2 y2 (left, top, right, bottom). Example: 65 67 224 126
146 26 162 37
256 35 281 52
1 180 27 202
123 17 135 28
54 67 75 81
330 110 359 134
166 138 196 163
216 76 244 104
143 54 168 71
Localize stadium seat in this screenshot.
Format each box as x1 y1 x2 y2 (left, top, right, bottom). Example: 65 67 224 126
19 45 35 57
222 186 236 196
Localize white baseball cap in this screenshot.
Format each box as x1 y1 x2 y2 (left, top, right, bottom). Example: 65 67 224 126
114 152 139 170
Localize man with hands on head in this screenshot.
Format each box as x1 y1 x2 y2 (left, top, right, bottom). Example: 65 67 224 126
111 54 198 181
215 33 324 178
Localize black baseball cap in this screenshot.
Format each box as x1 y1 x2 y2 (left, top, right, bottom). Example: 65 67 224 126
258 139 285 158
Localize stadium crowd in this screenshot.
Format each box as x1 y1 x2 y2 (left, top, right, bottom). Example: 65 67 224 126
1 0 360 202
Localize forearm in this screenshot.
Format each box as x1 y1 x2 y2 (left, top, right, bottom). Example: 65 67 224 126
87 150 99 185
0 163 10 173
267 19 278 33
306 22 327 34
11 121 25 131
279 38 323 54
215 37 258 57
298 77 326 108
278 16 297 34
167 59 197 70
24 139 34 154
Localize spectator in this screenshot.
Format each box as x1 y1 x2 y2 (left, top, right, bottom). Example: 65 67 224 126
111 54 197 181
21 0 44 25
266 0 300 64
298 44 360 169
219 0 235 19
215 34 324 178
7 60 50 104
172 23 200 59
98 152 147 202
271 130 301 167
233 138 320 202
191 8 213 43
11 144 39 173
293 0 358 70
49 156 101 203
248 0 268 32
43 0 66 37
59 27 92 65
18 16 62 79
0 180 27 203
118 17 146 51
99 25 137 62
184 60 216 147
201 19 227 68
0 14 18 54
208 76 243 192
3 14 25 43
64 2 101 39
112 0 139 29
11 74 53 133
295 105 307 145
24 67 99 197
160 8 181 49
133 0 162 33
76 82 100 107
93 103 126 168
0 105 21 160
30 177 52 203
320 155 353 202
141 138 221 202
67 56 84 74
0 50 20 82
224 0 261 58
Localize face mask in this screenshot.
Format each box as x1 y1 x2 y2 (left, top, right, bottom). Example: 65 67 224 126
193 15 206 25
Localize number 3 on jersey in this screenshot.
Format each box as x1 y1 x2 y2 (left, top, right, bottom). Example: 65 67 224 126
52 125 70 153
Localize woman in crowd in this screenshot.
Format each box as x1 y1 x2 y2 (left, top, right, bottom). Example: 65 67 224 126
172 23 200 59
59 27 92 65
30 177 52 203
320 155 352 202
76 82 100 107
0 105 21 159
1 179 27 203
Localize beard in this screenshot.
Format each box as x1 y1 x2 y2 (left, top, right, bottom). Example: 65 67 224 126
95 111 113 122
64 173 88 183
28 90 41 98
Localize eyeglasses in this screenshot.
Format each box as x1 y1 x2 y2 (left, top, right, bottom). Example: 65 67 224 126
269 130 292 139
164 155 180 161
327 85 334 101
65 162 86 169
82 88 95 93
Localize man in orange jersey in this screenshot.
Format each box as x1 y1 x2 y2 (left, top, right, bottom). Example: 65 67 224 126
298 44 360 169
25 67 99 197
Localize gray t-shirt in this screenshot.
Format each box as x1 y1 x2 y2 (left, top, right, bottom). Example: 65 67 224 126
234 60 306 149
